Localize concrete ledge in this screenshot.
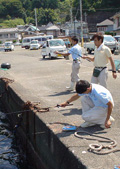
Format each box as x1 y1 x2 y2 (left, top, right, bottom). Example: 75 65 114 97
0 79 86 169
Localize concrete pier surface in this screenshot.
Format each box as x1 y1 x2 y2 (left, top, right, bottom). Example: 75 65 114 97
0 46 120 169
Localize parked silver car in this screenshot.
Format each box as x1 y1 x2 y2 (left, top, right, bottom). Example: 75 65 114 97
103 35 118 53
84 35 117 54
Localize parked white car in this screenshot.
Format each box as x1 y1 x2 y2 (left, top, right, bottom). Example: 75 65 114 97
42 39 67 59
30 40 40 50
84 35 118 54
114 35 120 42
4 41 14 52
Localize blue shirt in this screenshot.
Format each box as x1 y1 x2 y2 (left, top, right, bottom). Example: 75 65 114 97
78 84 114 108
69 44 82 60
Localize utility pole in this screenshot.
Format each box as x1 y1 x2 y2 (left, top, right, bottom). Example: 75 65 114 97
74 17 76 36
84 12 87 23
80 0 83 46
35 8 38 33
70 8 73 35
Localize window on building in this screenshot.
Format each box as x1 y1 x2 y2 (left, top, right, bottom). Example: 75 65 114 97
4 34 8 38
10 33 15 38
0 34 2 38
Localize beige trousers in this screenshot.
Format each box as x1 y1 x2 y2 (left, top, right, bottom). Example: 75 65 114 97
71 61 80 82
81 96 107 125
91 68 108 88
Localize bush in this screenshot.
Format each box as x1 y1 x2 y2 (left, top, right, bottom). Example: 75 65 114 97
13 40 17 43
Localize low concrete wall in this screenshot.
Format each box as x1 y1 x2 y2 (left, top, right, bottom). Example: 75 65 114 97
0 79 86 169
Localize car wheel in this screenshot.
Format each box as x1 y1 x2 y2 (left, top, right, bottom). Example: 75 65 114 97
49 53 52 59
64 56 69 60
111 49 115 54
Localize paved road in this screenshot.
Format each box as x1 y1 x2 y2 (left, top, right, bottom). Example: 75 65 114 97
0 46 120 169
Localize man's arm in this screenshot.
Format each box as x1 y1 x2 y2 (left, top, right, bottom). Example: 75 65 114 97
109 57 117 79
105 101 113 128
55 51 70 56
60 93 80 107
82 55 95 62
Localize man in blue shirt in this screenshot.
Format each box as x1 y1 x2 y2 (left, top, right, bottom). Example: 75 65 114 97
60 80 114 128
55 36 82 91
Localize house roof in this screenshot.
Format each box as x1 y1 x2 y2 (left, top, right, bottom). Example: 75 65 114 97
0 28 18 33
111 12 120 19
97 19 113 26
29 25 39 31
46 25 60 30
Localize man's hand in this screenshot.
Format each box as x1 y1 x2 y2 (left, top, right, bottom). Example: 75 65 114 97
112 72 117 79
105 119 111 128
54 51 59 54
82 55 87 59
60 102 69 107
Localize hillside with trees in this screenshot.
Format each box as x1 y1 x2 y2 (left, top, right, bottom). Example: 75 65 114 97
0 0 119 28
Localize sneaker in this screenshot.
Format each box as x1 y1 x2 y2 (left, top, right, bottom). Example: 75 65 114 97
66 86 74 91
80 122 95 128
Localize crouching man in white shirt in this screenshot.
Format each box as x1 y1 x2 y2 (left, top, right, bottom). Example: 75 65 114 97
60 80 114 128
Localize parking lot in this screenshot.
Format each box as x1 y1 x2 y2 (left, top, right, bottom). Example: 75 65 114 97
0 46 120 169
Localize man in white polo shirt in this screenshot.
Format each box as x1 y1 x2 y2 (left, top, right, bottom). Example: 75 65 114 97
60 80 114 128
82 33 117 88
55 36 82 91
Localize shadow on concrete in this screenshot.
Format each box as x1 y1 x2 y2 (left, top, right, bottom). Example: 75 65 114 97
48 90 75 97
57 126 106 139
57 125 106 138
58 108 82 116
39 57 64 61
76 126 106 135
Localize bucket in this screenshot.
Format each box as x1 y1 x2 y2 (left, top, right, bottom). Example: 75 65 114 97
114 60 120 71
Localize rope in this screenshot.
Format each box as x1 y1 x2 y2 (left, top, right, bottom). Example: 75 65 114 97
74 131 120 155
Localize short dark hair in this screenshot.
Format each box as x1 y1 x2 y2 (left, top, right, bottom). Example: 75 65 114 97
76 80 90 94
92 32 104 43
71 36 78 43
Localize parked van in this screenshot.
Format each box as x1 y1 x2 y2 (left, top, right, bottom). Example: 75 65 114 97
22 35 50 49
42 39 67 59
4 41 14 52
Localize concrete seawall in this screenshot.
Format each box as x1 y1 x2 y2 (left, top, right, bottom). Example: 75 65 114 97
0 79 86 169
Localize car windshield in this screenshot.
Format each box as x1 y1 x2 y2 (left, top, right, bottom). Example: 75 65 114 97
23 39 30 43
31 41 38 44
104 36 115 42
49 40 64 46
5 43 11 46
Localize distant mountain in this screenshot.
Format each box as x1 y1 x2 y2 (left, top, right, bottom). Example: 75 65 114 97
0 0 119 28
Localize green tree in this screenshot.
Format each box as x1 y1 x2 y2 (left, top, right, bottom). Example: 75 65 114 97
31 0 59 9
1 18 25 28
26 17 35 24
37 8 60 25
0 0 23 18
